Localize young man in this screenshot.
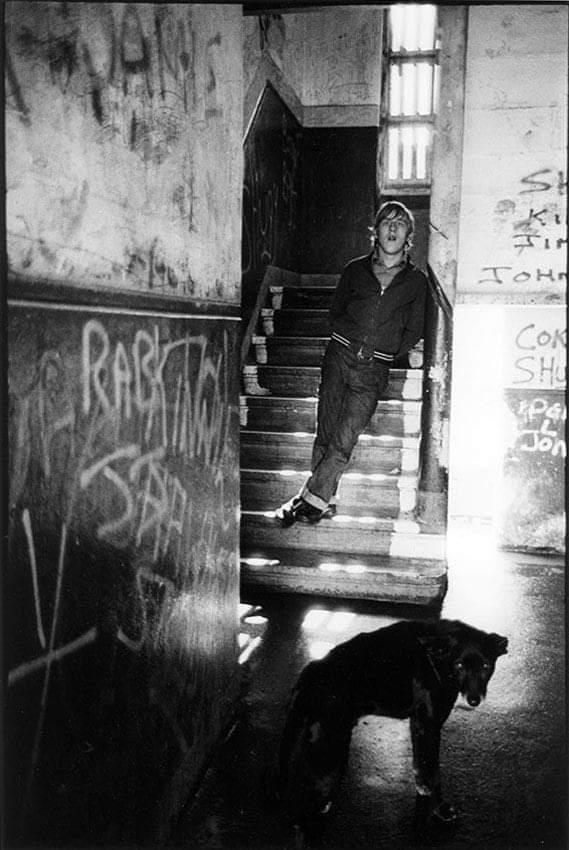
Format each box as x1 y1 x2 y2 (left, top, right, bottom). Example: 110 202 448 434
276 200 427 526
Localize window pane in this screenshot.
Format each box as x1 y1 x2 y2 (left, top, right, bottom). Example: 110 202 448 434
388 127 400 180
390 5 404 52
416 63 433 115
415 126 430 179
389 65 401 116
418 6 437 50
402 63 416 115
402 5 419 51
402 126 414 179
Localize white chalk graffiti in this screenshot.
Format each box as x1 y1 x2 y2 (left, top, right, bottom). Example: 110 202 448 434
516 397 566 458
80 319 232 555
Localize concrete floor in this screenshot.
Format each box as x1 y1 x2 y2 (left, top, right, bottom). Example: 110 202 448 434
168 522 566 850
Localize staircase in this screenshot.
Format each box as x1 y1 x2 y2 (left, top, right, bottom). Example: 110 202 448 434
239 267 448 607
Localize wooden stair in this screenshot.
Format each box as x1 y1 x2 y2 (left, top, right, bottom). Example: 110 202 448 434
240 270 447 607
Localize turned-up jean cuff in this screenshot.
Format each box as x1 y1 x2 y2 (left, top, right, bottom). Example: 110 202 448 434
299 485 329 512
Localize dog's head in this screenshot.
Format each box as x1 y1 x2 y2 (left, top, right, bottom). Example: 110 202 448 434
419 622 508 708
452 632 508 707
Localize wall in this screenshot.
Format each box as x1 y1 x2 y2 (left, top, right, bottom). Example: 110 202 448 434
243 9 383 273
5 3 243 845
242 83 302 310
449 5 567 550
6 2 242 304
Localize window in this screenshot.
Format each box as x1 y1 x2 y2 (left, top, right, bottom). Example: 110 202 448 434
382 5 439 190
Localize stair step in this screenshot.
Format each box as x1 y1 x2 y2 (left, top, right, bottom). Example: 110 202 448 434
240 431 419 474
252 335 328 366
240 511 446 559
252 336 411 369
269 309 330 336
240 396 421 436
277 287 335 309
253 366 423 400
240 550 447 606
300 273 340 288
241 469 418 516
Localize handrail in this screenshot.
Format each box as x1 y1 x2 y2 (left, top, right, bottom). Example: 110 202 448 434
426 262 453 322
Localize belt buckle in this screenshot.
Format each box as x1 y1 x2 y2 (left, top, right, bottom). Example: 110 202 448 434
357 345 372 362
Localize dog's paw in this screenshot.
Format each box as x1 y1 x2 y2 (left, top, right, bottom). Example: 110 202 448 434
432 801 459 824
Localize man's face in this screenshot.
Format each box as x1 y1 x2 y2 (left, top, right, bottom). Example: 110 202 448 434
376 212 410 256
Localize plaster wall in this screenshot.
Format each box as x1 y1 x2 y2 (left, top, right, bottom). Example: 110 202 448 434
5 3 244 844
243 8 382 128
6 2 243 304
457 4 567 303
449 5 567 550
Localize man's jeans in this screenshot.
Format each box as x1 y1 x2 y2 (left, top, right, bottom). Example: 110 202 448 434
300 340 390 510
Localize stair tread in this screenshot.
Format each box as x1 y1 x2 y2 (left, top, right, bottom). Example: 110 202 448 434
240 551 446 576
241 468 418 486
241 430 419 447
256 365 422 376
242 509 429 535
241 395 422 410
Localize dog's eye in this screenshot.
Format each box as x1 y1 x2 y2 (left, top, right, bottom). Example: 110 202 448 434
482 662 490 670
454 661 464 671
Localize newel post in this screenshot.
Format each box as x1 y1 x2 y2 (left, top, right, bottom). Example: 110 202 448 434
416 287 453 531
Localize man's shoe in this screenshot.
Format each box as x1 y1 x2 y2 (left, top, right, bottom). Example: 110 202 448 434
321 504 337 520
275 496 302 527
276 497 323 526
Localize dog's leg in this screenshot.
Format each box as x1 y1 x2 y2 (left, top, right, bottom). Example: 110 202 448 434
410 708 457 826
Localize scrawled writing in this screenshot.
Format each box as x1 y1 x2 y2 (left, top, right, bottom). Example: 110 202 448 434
515 397 566 459
511 322 566 389
481 168 567 287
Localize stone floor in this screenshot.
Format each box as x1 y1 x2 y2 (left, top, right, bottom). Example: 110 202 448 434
168 522 566 850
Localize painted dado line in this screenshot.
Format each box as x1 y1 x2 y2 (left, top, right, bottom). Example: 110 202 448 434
8 299 241 322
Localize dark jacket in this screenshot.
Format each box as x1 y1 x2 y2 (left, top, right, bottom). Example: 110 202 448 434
329 253 427 359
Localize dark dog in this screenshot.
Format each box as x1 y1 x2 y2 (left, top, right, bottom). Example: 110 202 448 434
277 618 508 843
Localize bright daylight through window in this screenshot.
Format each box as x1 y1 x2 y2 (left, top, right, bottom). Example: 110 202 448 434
385 4 439 186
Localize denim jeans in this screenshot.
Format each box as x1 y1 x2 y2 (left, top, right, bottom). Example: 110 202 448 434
301 340 390 509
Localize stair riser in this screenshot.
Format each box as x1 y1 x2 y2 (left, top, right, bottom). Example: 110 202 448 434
280 290 334 309
241 479 416 516
273 313 330 336
240 567 446 606
240 521 444 559
261 340 326 366
256 368 423 400
240 444 418 474
241 403 421 436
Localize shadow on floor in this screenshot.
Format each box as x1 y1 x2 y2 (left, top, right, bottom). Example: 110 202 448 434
168 522 566 850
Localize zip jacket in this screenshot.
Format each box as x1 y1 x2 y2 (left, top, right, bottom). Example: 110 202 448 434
329 252 427 361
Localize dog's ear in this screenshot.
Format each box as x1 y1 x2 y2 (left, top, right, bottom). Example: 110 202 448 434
417 634 458 659
488 633 508 657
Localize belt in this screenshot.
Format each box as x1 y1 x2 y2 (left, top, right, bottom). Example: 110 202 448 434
331 332 395 363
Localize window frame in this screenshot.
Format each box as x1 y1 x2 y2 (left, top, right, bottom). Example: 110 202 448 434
379 5 440 195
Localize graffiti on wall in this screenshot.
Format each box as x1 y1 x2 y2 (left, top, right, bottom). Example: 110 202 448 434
7 305 240 840
499 306 566 552
479 167 567 288
5 4 241 302
504 307 566 389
